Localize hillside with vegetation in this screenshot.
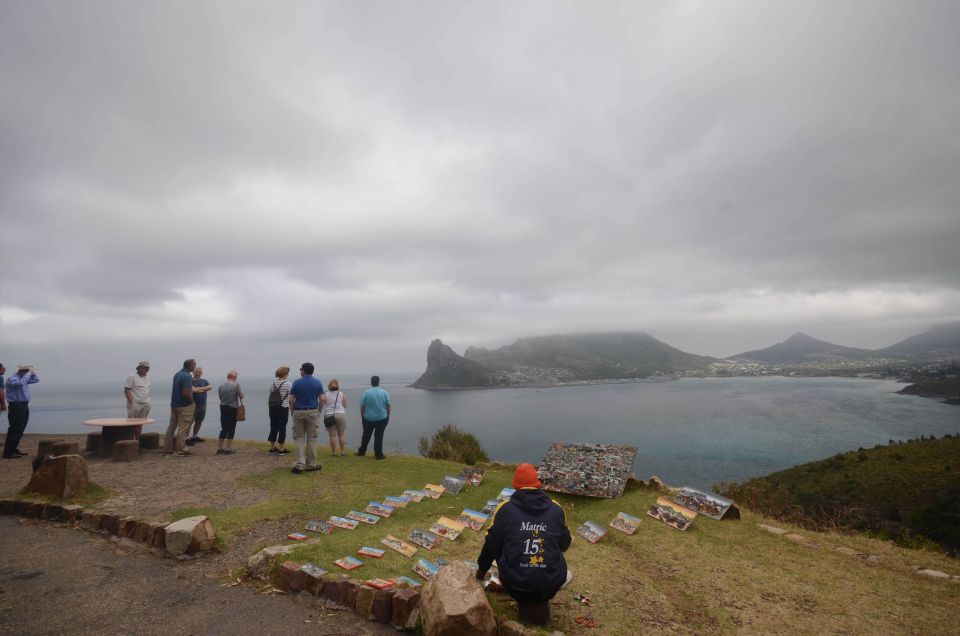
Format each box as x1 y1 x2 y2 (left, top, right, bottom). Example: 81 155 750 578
717 436 960 552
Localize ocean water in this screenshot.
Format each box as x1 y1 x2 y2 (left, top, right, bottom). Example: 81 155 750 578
18 375 960 490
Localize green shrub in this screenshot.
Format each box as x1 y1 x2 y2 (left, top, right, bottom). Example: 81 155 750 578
418 424 490 465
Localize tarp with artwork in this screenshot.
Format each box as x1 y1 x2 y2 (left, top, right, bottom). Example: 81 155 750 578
538 442 638 498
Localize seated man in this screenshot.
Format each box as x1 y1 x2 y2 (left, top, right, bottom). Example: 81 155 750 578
476 463 572 625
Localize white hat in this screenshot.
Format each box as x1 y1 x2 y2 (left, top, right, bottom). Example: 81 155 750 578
138 361 151 368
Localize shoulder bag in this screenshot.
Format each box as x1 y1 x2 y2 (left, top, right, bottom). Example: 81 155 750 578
324 392 339 428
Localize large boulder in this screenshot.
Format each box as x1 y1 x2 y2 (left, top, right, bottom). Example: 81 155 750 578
164 515 216 555
420 561 496 636
22 454 90 499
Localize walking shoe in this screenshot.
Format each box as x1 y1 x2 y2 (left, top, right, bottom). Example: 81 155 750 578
194 437 205 442
185 438 196 446
355 452 365 457
14 449 28 456
223 449 236 454
375 455 386 460
268 448 279 455
291 466 304 474
216 449 226 455
277 449 290 455
305 465 321 472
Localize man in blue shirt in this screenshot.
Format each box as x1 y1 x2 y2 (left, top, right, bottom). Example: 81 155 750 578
163 359 197 456
186 366 213 446
288 362 324 474
4 365 39 459
357 375 391 460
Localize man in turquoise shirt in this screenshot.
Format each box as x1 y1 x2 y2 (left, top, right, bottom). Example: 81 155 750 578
357 375 391 460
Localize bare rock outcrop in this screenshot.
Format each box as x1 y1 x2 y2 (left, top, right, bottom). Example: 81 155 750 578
420 561 496 636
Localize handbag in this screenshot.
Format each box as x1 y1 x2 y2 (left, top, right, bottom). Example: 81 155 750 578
323 392 339 428
236 396 246 422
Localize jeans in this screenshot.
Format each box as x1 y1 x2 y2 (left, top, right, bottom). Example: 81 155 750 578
292 409 320 469
4 402 29 457
219 405 238 440
358 416 389 457
268 404 289 444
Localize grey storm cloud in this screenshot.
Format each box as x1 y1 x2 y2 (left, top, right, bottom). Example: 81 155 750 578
1 0 959 380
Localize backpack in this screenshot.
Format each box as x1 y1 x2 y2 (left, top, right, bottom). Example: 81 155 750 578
268 381 283 407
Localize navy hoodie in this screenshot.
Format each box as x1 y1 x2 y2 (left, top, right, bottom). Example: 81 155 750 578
476 488 572 601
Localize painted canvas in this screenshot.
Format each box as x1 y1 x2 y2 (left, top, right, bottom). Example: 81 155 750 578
672 488 733 520
647 497 696 531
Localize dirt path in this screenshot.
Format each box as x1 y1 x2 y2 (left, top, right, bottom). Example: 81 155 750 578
0 516 394 636
0 435 397 635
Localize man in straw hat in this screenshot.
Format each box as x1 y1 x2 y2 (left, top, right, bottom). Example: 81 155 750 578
4 365 39 459
476 463 572 626
124 361 151 439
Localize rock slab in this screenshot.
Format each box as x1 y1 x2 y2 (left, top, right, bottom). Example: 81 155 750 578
420 561 496 636
247 545 295 579
23 454 90 499
392 588 420 630
371 588 395 623
164 515 216 555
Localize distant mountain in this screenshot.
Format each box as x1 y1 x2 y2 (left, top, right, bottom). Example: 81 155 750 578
465 332 717 378
731 332 870 364
412 339 505 389
413 332 717 389
874 322 960 359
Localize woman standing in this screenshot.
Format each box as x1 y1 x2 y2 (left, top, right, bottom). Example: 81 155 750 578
217 370 244 455
267 366 292 455
323 378 348 457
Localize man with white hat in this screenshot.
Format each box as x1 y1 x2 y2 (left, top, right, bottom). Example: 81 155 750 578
4 365 39 459
124 361 151 439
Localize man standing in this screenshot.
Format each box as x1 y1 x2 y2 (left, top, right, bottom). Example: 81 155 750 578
4 365 40 459
123 361 151 439
163 359 197 456
357 375 391 460
186 366 212 445
476 463 572 626
288 362 324 474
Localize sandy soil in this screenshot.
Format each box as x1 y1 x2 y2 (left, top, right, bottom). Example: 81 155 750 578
0 434 395 635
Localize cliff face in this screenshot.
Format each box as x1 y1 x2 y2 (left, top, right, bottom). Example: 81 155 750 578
412 339 504 389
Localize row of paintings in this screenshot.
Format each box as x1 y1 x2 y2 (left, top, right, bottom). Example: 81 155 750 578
574 487 733 540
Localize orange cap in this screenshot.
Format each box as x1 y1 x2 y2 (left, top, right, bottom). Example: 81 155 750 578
512 463 542 489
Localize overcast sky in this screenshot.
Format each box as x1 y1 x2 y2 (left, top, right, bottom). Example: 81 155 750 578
2 1 959 382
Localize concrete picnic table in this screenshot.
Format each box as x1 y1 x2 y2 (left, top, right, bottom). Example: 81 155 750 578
83 418 156 456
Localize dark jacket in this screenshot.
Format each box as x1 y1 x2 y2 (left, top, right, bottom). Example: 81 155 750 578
476 488 572 602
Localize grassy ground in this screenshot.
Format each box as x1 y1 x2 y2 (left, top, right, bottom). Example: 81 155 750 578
169 448 960 635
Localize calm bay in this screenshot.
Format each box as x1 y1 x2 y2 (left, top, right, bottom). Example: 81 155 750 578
22 375 959 490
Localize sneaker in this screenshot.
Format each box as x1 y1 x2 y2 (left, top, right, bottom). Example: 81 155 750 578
223 449 236 454
355 451 366 457
185 438 196 446
14 449 28 456
268 448 279 455
194 437 205 442
277 449 290 455
375 455 386 460
216 449 226 455
305 465 321 472
291 466 304 474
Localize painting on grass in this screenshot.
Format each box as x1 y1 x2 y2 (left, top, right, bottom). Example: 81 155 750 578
357 546 386 558
403 489 427 503
575 520 608 544
430 516 467 541
456 508 490 532
538 442 638 499
365 501 395 518
441 475 466 494
647 497 696 531
382 534 418 557
609 512 641 535
424 484 445 499
334 556 363 570
408 528 442 550
413 558 439 580
329 515 359 530
671 488 733 520
458 467 485 486
305 519 334 534
347 510 379 525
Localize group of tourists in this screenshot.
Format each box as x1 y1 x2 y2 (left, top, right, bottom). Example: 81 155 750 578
124 359 391 473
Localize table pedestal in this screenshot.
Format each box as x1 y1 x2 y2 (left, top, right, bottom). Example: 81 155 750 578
100 425 137 456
